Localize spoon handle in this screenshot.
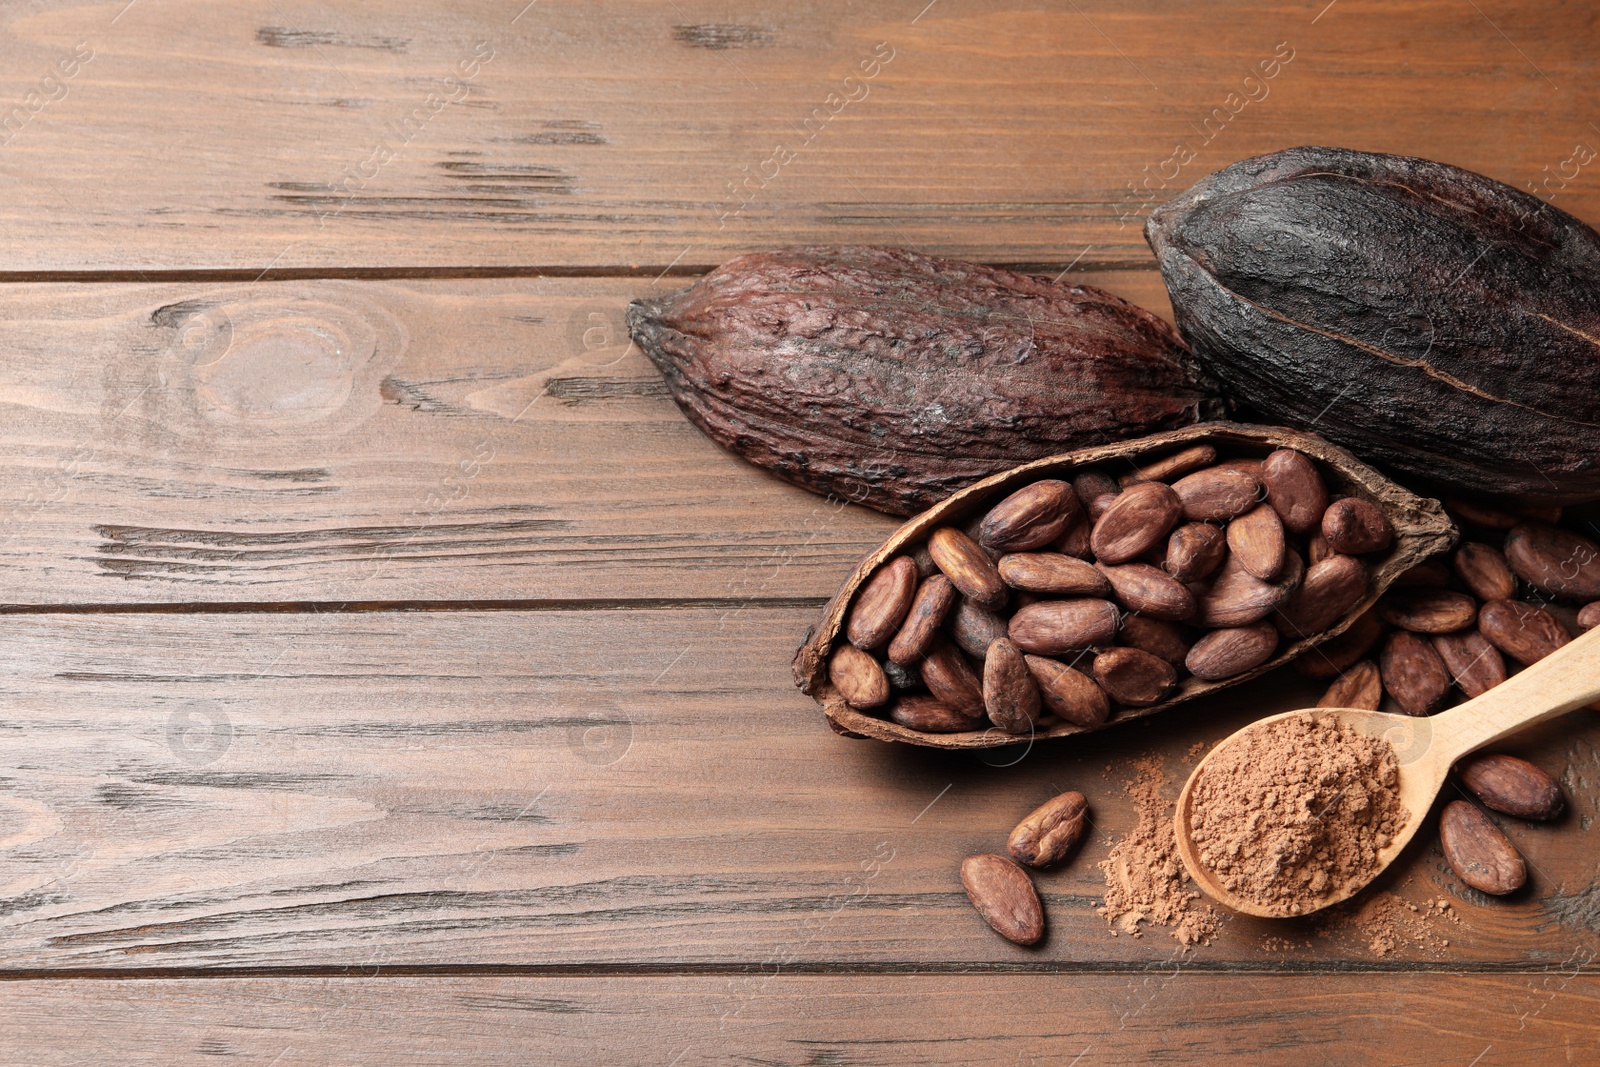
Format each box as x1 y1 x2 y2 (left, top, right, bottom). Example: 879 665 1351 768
1442 626 1600 756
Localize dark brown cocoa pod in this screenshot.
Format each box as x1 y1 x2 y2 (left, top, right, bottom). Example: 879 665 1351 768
1118 614 1192 668
1146 146 1600 504
1096 562 1196 622
1164 522 1227 583
1440 800 1527 896
828 645 891 709
845 556 918 651
1294 607 1384 679
1023 655 1110 726
983 638 1042 735
1092 646 1178 705
1317 659 1383 710
1260 449 1328 535
919 640 985 717
1008 599 1120 655
1457 753 1564 821
1379 630 1452 716
1430 630 1507 699
1378 589 1478 634
631 245 1222 515
1504 523 1600 600
1322 498 1393 556
928 528 1008 611
1453 543 1517 603
1478 599 1571 666
1008 791 1090 868
979 480 1081 553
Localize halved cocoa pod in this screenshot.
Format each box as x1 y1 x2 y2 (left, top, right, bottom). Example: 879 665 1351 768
795 423 1455 749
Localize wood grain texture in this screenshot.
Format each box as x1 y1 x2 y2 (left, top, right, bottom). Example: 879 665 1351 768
2 606 1599 971
5 973 1600 1064
0 1 1595 272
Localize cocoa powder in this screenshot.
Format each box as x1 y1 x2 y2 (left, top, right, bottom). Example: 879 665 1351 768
1098 756 1220 945
1188 716 1409 912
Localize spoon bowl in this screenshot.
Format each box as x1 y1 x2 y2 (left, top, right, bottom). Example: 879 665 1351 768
1175 627 1600 918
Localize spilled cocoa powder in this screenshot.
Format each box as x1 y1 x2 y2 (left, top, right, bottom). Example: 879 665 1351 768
1099 756 1220 946
1188 716 1409 913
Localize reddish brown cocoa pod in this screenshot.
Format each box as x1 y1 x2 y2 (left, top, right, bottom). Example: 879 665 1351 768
919 640 985 716
1164 522 1228 583
1430 630 1507 699
1185 621 1279 680
1440 801 1527 896
1093 646 1178 706
983 638 1043 735
1009 599 1121 655
980 480 1081 553
960 853 1045 945
1117 615 1192 668
946 598 1011 661
1378 589 1478 634
1091 481 1183 564
1322 498 1394 555
631 246 1221 515
929 528 1009 611
1274 554 1367 638
890 695 982 733
1457 753 1564 821
846 556 918 651
1260 448 1328 535
1504 523 1600 600
1227 503 1287 581
1453 543 1518 603
1478 599 1571 666
1073 471 1121 521
1118 445 1217 486
1008 791 1090 868
1171 466 1261 522
997 552 1111 596
1379 630 1452 716
1580 601 1600 631
887 574 960 666
1295 607 1384 679
1024 655 1110 726
1097 562 1196 621
828 645 891 709
1317 659 1383 710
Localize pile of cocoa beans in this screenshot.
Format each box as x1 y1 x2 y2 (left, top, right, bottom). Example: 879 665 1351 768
1304 497 1600 897
829 444 1392 735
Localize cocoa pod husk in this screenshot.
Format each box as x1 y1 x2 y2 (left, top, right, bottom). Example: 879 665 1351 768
1453 543 1518 603
1478 598 1571 666
983 638 1042 735
1185 620 1279 680
960 853 1045 945
1146 146 1600 505
631 245 1223 516
1008 791 1090 868
1456 753 1564 821
1379 630 1452 716
1440 800 1527 896
1503 523 1600 600
1431 630 1507 699
1317 659 1383 710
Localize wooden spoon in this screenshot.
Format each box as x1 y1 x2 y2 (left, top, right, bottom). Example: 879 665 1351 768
1175 626 1600 918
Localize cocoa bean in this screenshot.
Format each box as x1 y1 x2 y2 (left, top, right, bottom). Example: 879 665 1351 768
1322 498 1393 556
1580 601 1600 631
1164 522 1228 583
1379 631 1452 716
887 574 960 666
997 552 1111 596
1228 502 1286 580
960 853 1045 945
983 638 1042 735
1393 559 1453 588
947 598 1011 660
1185 620 1279 680
1295 607 1384 679
1260 448 1328 535
1172 466 1261 522
1431 630 1507 699
1440 800 1527 896
883 659 921 692
1478 598 1571 665
1007 791 1089 868
1093 646 1178 705
1073 471 1121 521
1453 543 1518 603
828 645 891 709
1457 753 1564 821
1024 655 1110 726
1118 444 1217 486
846 556 918 650
1445 498 1522 531
1009 599 1121 655
1196 550 1303 627
1274 554 1367 638
1317 659 1383 710
1117 614 1192 667
1307 532 1333 566
929 528 1008 611
919 640 985 716
1097 561 1196 621
1053 513 1094 559
980 480 1081 553
1378 589 1479 634
890 695 982 733
1091 480 1183 564
1504 523 1600 600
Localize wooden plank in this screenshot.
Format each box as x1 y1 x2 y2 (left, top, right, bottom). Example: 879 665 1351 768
0 271 1177 606
5 973 1600 1063
2 606 1599 970
0 0 1595 271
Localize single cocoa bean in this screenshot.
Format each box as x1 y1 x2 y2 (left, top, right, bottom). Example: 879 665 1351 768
1322 497 1393 555
828 645 891 709
1093 646 1178 705
1274 554 1367 638
1073 471 1121 521
1294 607 1384 679
1090 480 1183 564
946 598 1011 660
1378 589 1479 634
998 552 1111 596
1504 523 1600 599
919 640 985 716
1195 550 1303 627
1445 497 1521 531
1007 791 1089 868
1457 753 1564 821
1186 620 1279 680
1118 614 1192 667
1227 502 1287 580
887 574 959 666
845 556 918 650
1053 513 1093 559
1580 601 1600 631
980 479 1081 553
1172 466 1261 522
1164 522 1227 583
890 695 982 733
1260 448 1328 535
1118 444 1218 486
1097 561 1196 622
1520 505 1564 524
929 527 1008 610
1317 659 1383 710
1393 559 1453 588
883 659 921 692
1379 630 1452 716
1009 599 1121 655
1453 543 1517 602
1430 630 1507 699
1478 598 1571 665
1024 655 1111 726
983 638 1042 735
960 853 1045 945
1307 532 1333 566
1212 457 1266 478
1440 800 1527 895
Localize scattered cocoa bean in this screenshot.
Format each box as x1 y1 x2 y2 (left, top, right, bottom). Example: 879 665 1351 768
1453 543 1517 603
1295 608 1384 679
1478 599 1571 666
1379 630 1452 716
1504 523 1600 600
1580 601 1600 631
1378 589 1478 634
1440 800 1527 896
1445 498 1521 531
1317 659 1383 710
960 853 1045 945
1393 559 1452 588
1457 753 1564 821
1007 791 1089 868
1430 630 1508 699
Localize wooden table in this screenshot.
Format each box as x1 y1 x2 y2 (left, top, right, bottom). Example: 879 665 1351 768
2 1 1599 1061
